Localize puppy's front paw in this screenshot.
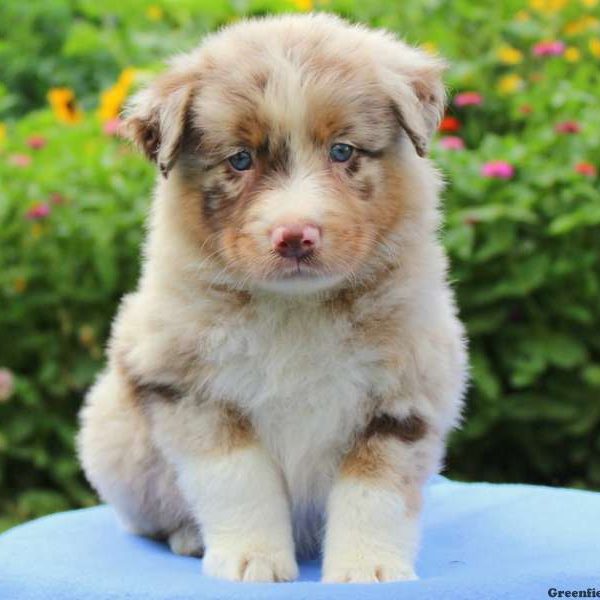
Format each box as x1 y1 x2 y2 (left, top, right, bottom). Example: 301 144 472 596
323 558 417 583
203 543 298 582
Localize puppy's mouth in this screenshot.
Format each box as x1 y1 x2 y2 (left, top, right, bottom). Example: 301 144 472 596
273 256 322 280
256 254 346 294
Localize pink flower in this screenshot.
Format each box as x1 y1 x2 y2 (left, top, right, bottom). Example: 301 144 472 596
454 92 483 107
439 136 465 150
9 154 32 167
25 203 51 220
574 162 597 177
0 368 14 403
103 118 123 136
27 135 47 150
532 41 565 57
49 192 65 205
481 161 515 180
555 120 581 134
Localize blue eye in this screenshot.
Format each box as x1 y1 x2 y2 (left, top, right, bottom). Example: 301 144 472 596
228 150 253 171
329 143 354 163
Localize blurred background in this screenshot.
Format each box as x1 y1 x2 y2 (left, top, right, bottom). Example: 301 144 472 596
1 0 599 531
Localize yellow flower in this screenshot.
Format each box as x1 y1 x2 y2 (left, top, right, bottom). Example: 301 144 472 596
497 45 523 64
0 123 6 143
516 10 530 20
47 88 83 124
590 37 600 57
582 0 598 6
565 46 582 61
497 74 524 94
78 325 96 347
14 276 27 294
293 0 313 11
98 68 137 122
421 42 438 55
118 67 137 88
564 16 599 35
529 0 569 11
146 5 163 21
421 42 439 56
565 20 585 35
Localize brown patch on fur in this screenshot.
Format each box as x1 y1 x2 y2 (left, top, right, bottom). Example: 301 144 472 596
339 411 428 512
340 435 387 480
217 405 256 451
345 155 361 176
133 379 182 402
357 177 373 201
124 69 200 166
259 136 292 177
342 412 428 478
205 283 252 306
233 112 269 149
127 117 160 162
391 103 428 158
365 412 428 444
310 104 350 146
324 262 399 320
117 357 183 404
201 180 230 223
252 71 269 92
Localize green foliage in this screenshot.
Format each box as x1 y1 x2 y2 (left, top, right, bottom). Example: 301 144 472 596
1 0 599 530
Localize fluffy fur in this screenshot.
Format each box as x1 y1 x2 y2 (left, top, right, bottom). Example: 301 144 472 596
77 13 468 584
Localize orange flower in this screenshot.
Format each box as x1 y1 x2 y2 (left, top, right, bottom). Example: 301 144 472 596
98 68 137 122
48 88 83 124
293 0 313 10
439 116 461 132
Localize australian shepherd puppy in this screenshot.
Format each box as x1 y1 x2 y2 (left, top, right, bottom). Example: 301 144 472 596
78 13 467 584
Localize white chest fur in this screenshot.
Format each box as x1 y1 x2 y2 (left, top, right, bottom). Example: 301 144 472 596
200 298 381 507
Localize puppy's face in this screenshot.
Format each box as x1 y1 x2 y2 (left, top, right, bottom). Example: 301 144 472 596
125 15 445 294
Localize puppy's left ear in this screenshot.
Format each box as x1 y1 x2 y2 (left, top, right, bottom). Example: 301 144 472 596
381 46 447 157
122 71 196 178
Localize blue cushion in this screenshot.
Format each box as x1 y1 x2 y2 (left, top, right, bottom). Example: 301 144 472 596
1 477 598 599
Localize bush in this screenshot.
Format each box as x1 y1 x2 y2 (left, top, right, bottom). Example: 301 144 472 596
1 0 599 530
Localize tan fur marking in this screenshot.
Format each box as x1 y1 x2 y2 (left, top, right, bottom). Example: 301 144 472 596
339 411 428 514
216 405 256 452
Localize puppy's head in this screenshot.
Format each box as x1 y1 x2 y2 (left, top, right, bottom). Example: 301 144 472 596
124 14 445 295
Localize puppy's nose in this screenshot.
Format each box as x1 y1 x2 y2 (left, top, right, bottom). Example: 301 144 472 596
271 224 321 259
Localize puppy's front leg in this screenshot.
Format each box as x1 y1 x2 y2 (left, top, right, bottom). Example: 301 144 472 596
151 400 297 582
323 411 439 583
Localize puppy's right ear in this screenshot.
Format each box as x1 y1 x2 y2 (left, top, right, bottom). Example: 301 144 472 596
122 72 196 178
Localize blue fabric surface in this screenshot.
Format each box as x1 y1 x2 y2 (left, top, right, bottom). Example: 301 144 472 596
1 477 598 600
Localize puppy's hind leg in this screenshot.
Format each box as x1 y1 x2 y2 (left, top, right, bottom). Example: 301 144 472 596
168 521 204 557
77 368 197 548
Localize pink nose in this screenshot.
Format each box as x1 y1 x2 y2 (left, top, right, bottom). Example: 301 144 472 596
271 224 321 259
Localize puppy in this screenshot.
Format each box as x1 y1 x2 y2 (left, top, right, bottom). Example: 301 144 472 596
78 13 467 583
